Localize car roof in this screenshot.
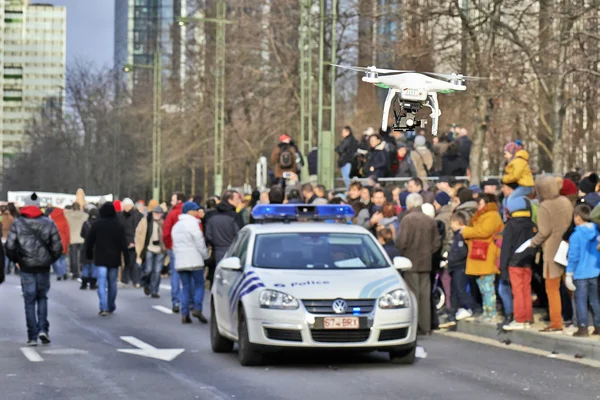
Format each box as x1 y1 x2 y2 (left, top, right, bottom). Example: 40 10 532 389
244 222 371 235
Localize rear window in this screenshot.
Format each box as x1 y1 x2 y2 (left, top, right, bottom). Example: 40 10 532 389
252 233 389 270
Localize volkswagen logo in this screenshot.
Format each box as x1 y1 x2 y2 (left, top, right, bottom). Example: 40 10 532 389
332 299 348 314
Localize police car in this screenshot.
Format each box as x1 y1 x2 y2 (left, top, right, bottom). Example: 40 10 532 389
210 204 418 366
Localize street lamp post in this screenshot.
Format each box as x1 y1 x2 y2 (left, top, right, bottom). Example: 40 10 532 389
124 50 162 200
178 0 231 196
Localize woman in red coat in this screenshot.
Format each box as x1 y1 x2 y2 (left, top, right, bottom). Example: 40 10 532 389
50 208 71 280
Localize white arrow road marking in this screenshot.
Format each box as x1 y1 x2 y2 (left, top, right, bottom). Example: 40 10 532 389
152 305 174 315
117 336 184 361
20 347 44 362
41 348 88 355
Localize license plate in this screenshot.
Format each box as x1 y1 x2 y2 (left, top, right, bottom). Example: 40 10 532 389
323 317 359 329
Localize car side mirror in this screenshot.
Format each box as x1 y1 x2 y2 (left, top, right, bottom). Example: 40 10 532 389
219 257 242 271
393 256 413 271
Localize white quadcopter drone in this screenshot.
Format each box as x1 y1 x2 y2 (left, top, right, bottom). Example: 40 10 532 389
334 64 480 136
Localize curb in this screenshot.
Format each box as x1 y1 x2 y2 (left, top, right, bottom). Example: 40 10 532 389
455 320 600 361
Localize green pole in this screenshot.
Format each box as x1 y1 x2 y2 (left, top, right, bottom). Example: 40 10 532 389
317 0 325 186
156 49 162 201
213 0 226 196
327 0 337 189
152 51 160 201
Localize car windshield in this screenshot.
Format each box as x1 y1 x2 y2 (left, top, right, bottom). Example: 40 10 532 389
252 232 389 270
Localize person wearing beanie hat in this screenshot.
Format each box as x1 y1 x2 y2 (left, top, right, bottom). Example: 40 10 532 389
560 178 578 205
135 204 167 298
502 141 534 202
482 179 500 195
578 173 599 197
434 191 451 208
6 192 63 345
271 134 301 181
434 191 454 254
411 135 433 179
469 184 482 196
172 201 209 324
455 188 478 222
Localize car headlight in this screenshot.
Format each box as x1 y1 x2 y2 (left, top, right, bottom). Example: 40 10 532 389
259 289 299 310
378 289 410 309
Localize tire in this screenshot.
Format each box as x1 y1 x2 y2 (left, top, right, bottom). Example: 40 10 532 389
389 345 416 365
237 308 263 366
433 286 445 311
210 301 234 353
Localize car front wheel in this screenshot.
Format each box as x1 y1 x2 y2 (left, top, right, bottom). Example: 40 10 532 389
389 345 416 365
210 301 234 353
237 308 263 366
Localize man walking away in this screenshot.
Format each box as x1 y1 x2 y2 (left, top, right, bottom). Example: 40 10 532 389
335 126 359 188
80 208 99 290
121 198 143 288
136 205 167 298
66 202 87 281
206 191 242 280
6 193 62 345
163 192 186 313
172 202 209 324
85 202 128 316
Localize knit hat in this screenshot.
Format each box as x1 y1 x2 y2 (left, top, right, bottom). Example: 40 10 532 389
279 134 292 143
182 201 200 214
469 184 482 195
582 192 600 208
152 205 164 213
122 198 134 207
504 141 523 156
504 182 519 190
113 200 122 212
147 199 159 212
458 189 474 204
24 192 41 207
421 203 436 218
560 178 578 197
482 179 500 187
434 191 451 206
414 135 427 147
578 173 599 195
399 191 410 209
507 196 531 216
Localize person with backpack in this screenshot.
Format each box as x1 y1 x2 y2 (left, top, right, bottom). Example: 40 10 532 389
6 193 62 346
271 134 302 183
411 135 434 178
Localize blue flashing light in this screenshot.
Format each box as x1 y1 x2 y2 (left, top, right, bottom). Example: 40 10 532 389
352 307 361 316
251 204 355 221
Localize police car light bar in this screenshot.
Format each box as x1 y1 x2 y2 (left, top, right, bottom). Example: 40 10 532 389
251 204 355 221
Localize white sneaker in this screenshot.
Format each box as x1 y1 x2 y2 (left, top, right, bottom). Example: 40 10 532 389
455 308 473 321
503 321 526 331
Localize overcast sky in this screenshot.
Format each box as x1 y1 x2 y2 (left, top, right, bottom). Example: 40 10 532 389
36 1 114 68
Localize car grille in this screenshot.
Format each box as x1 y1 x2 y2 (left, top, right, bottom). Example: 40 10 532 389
302 299 375 315
264 328 303 342
310 329 371 343
378 328 409 342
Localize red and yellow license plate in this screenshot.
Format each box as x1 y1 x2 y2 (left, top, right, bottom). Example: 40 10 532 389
323 317 359 329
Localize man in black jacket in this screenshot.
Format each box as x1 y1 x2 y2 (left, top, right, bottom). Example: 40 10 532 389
6 193 62 346
335 126 358 188
363 134 390 180
85 202 128 316
206 191 242 267
121 198 143 287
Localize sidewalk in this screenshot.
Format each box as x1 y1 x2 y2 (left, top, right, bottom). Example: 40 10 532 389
447 316 600 361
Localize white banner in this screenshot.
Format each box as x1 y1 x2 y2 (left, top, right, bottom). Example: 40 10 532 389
7 191 114 208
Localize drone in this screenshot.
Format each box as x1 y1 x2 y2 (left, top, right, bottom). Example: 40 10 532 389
334 65 480 136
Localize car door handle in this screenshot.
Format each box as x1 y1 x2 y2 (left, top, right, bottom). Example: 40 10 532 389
215 274 228 285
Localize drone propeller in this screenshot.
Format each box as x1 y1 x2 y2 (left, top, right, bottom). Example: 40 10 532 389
331 64 412 74
421 72 485 81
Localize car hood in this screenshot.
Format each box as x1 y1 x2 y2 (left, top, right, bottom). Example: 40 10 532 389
251 267 405 299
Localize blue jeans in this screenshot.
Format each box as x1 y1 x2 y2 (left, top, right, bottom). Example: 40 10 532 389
52 255 67 278
169 250 181 307
96 267 118 312
179 269 205 316
574 277 600 328
341 163 352 188
142 251 165 295
81 264 97 279
498 279 513 316
20 272 50 341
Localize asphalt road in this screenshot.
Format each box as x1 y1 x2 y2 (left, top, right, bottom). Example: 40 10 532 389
1 274 599 400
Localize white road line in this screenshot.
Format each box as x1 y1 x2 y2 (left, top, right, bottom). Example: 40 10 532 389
159 284 171 291
20 347 44 362
152 305 174 315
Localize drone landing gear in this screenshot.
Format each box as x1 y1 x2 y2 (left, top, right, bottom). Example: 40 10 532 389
392 99 427 132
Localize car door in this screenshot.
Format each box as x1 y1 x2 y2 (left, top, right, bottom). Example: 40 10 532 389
215 231 250 335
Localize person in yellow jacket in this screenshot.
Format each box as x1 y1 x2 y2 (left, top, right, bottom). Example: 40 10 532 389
461 194 504 321
502 141 534 197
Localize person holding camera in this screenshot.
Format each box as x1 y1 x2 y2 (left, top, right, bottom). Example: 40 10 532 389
135 205 167 298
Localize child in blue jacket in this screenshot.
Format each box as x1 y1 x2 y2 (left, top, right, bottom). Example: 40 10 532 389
566 204 600 337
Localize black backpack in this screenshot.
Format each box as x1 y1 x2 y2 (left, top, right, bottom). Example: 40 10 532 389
279 145 294 169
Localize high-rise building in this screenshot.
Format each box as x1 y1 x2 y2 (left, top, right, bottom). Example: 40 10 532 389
0 0 66 167
114 0 185 99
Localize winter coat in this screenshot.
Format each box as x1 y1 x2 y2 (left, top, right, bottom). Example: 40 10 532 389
499 215 537 280
432 141 449 174
308 148 318 175
135 215 167 260
271 143 299 179
1 212 14 240
80 209 99 264
455 135 472 165
455 201 478 223
363 141 390 179
335 134 359 168
205 202 241 263
395 155 417 178
122 209 143 247
65 210 88 245
441 150 468 177
50 208 70 255
163 203 183 250
85 203 128 269
447 230 468 271
530 176 574 279
382 242 401 260
172 214 209 271
379 216 400 239
566 223 600 280
435 204 454 254
590 204 600 226
410 146 433 178
396 207 441 273
6 206 62 273
502 150 534 187
462 202 504 276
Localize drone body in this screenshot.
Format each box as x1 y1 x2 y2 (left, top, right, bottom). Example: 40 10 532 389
334 65 474 136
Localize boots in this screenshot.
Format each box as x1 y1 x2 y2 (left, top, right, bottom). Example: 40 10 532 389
80 278 88 290
573 327 589 337
593 327 600 336
89 278 98 290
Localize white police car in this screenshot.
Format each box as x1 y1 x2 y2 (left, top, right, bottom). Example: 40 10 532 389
210 204 418 366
